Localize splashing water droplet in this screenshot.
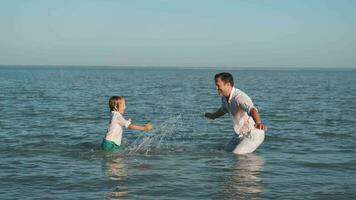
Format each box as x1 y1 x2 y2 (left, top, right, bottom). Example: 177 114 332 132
126 114 184 155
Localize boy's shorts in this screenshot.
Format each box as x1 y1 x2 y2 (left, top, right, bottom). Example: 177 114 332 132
101 139 124 151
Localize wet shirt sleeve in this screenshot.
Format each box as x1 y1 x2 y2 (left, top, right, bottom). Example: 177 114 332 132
116 114 131 128
237 94 255 115
221 97 228 113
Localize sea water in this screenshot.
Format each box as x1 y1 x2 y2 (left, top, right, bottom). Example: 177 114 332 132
0 66 356 199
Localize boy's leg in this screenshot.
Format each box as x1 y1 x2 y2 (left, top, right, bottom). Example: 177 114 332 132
233 129 265 155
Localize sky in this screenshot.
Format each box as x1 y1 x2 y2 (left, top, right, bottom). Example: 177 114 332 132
0 0 355 68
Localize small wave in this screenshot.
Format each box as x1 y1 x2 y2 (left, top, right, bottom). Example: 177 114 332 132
315 131 352 138
296 160 356 171
71 141 100 150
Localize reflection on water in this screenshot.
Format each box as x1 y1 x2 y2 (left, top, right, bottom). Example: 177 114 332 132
220 154 265 199
103 157 129 199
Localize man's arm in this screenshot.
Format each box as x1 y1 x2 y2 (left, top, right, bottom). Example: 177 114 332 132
249 108 267 131
205 107 226 120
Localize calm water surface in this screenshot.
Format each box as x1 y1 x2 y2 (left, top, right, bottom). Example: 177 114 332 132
0 67 356 199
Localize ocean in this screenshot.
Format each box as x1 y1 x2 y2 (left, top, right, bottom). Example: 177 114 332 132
1 66 355 199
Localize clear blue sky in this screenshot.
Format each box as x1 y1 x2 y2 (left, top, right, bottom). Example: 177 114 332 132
1 0 355 68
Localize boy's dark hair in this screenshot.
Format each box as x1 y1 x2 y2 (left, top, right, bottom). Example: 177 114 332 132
215 72 234 86
109 96 124 111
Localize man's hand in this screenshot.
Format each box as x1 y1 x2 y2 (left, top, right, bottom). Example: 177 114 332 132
254 123 267 132
204 112 215 120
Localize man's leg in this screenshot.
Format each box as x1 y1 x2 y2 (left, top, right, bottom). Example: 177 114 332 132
233 129 265 154
225 134 241 152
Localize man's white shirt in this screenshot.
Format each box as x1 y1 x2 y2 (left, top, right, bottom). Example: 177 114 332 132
221 87 257 136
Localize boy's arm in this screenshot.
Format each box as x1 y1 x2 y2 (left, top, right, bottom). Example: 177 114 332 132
128 123 153 131
205 107 226 120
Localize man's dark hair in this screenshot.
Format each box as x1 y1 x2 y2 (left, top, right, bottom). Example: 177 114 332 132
215 72 234 86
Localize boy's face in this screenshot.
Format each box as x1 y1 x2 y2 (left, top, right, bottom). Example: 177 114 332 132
117 99 126 112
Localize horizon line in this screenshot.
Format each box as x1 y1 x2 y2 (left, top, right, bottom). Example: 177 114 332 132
0 64 356 70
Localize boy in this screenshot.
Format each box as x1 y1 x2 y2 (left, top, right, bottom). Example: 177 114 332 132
102 96 153 151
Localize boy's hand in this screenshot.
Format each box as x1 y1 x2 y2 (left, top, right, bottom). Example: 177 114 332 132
144 123 153 131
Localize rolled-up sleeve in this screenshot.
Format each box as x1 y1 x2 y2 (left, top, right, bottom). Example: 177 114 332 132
117 115 131 128
237 95 255 115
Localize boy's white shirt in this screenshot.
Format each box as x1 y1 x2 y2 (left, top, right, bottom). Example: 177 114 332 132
105 111 131 145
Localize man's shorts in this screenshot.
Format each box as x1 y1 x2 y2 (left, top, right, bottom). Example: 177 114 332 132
226 129 265 154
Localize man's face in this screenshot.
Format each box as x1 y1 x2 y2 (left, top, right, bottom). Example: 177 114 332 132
215 77 232 97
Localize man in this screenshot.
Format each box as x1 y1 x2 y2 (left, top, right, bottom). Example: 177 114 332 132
205 72 267 154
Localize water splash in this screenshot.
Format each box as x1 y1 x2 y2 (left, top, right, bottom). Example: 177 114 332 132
126 114 184 155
